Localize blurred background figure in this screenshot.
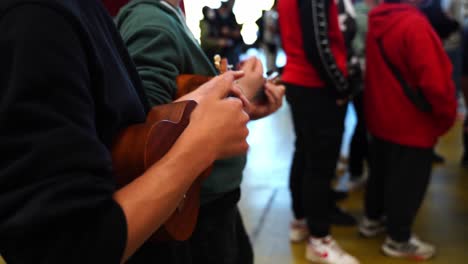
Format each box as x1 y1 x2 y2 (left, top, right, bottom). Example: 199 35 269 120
200 5 234 64
336 0 371 193
258 0 281 72
216 0 244 67
199 1 244 68
342 0 379 192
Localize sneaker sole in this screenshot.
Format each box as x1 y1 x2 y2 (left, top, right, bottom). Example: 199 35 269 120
381 244 435 261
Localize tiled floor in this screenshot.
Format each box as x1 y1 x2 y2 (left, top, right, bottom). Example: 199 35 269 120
240 101 468 264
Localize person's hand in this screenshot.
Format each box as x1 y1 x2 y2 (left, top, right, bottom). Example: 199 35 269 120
248 82 285 120
236 57 265 101
175 71 249 108
179 71 251 160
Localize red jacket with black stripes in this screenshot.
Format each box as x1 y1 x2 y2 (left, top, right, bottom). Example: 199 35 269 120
364 3 457 148
278 0 347 89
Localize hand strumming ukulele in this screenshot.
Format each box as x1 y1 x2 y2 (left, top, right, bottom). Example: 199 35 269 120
112 100 209 242
112 55 280 242
111 57 230 242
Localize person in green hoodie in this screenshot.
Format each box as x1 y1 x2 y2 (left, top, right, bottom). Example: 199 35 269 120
115 1 285 263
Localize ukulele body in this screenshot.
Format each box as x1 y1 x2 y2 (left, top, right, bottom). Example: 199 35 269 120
112 100 210 241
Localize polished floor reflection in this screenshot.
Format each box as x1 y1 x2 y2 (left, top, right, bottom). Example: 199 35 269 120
240 101 468 264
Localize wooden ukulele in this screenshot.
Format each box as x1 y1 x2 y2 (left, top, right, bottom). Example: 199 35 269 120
111 100 209 242
111 56 230 242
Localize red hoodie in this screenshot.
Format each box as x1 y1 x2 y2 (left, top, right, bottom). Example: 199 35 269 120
365 3 457 148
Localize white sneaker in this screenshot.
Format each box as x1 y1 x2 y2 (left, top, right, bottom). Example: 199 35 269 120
290 219 309 242
306 236 360 264
381 236 436 261
358 216 386 238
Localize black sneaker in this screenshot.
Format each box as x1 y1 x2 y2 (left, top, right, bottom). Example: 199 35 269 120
331 206 356 226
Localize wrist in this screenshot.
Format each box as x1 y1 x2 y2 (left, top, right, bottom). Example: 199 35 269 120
177 122 217 165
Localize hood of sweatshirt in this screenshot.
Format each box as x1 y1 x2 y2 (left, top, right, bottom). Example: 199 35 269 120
368 3 424 39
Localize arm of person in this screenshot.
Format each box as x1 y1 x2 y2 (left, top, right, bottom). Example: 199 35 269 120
0 5 249 264
118 21 183 106
404 20 457 135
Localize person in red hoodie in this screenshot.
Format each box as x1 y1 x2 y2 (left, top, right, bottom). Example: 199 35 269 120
359 0 457 260
278 0 359 263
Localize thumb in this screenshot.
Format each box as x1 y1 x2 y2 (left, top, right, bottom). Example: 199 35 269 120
210 71 245 99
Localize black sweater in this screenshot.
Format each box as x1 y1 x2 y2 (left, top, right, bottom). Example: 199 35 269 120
0 0 149 263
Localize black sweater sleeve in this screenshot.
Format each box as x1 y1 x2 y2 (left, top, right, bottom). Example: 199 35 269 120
0 5 126 264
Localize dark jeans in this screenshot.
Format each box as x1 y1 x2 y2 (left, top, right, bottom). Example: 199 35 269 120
286 84 347 237
365 136 432 242
349 91 368 179
189 204 253 264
